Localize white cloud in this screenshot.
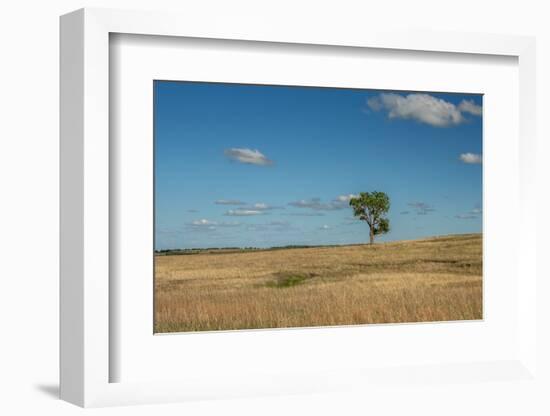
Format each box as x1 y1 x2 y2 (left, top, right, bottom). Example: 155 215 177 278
250 202 283 211
288 198 323 209
459 153 482 164
408 202 436 215
224 148 273 166
215 199 245 205
334 194 358 203
215 200 283 211
289 198 341 211
319 224 330 230
225 209 264 216
191 219 216 226
188 219 242 230
188 219 218 231
455 206 482 220
367 93 478 127
288 194 357 211
458 99 482 116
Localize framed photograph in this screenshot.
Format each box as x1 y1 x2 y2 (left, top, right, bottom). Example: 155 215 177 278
60 8 538 408
152 80 484 334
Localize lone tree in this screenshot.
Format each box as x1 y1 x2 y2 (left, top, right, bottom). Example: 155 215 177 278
349 191 390 244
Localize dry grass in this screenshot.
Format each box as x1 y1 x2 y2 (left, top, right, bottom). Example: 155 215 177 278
154 233 482 333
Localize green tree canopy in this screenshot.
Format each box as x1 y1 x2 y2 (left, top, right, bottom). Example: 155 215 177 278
349 191 390 244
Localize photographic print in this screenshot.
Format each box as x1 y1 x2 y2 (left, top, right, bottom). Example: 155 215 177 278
154 81 483 333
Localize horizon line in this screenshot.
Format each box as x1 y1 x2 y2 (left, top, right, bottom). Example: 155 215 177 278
154 232 482 253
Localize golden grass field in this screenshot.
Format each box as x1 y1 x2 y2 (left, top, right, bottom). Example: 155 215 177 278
154 233 482 333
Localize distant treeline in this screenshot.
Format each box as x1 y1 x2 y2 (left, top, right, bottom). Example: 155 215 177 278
154 244 347 256
153 233 482 256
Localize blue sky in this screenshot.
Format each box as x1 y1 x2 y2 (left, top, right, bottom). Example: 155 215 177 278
154 81 482 250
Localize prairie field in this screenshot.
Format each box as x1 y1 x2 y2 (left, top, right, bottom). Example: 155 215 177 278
154 233 482 333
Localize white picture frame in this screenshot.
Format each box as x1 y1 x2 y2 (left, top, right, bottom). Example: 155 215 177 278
60 7 538 408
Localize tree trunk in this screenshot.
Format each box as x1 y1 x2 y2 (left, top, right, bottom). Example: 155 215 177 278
369 227 374 244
